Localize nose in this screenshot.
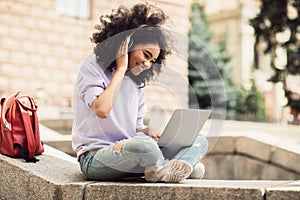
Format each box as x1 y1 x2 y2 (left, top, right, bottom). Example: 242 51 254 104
142 60 152 69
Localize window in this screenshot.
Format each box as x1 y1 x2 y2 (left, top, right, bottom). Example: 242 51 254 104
56 0 91 19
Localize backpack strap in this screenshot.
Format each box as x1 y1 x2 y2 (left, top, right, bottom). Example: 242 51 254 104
28 97 42 155
0 98 5 142
17 96 39 160
15 143 38 163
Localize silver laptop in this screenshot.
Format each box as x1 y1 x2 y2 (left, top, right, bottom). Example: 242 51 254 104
157 109 211 159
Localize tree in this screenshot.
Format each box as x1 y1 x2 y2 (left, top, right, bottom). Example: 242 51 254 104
235 78 267 122
188 2 267 122
249 0 300 124
188 2 244 119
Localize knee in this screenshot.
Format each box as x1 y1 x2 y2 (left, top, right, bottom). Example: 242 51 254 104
193 135 208 152
123 136 160 154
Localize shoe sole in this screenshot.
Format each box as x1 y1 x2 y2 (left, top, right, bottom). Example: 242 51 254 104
145 160 192 183
161 160 193 183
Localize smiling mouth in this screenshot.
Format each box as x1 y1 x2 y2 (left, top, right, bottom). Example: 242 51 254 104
138 65 144 71
129 63 147 74
134 64 144 71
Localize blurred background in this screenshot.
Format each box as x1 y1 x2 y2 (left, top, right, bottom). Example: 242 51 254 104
1 0 299 124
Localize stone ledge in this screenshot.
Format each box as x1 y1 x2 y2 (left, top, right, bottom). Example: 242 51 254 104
202 154 300 180
0 145 89 200
84 180 292 200
206 134 300 175
0 145 299 200
266 180 300 200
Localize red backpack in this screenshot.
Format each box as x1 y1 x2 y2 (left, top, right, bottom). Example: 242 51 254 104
0 92 44 162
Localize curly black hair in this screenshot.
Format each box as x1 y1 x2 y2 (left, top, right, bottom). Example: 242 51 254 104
91 2 172 86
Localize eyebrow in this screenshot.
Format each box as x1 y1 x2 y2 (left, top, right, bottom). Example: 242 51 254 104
145 50 153 58
145 50 158 61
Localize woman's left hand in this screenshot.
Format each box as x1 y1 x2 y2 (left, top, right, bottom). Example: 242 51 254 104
136 127 161 140
147 127 161 140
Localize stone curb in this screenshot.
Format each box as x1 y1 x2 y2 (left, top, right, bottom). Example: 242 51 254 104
0 145 299 200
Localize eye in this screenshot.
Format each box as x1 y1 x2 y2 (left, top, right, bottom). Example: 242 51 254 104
143 51 151 59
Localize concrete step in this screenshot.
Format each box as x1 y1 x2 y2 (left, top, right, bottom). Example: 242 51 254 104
39 122 300 180
0 145 299 200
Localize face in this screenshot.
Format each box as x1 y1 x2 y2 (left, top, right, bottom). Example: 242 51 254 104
128 43 160 76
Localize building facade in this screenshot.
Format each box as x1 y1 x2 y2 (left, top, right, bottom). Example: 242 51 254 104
0 0 192 119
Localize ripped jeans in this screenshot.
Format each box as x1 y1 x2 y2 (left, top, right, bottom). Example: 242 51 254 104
79 134 208 180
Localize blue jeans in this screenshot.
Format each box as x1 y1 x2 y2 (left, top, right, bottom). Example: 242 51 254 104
79 134 208 180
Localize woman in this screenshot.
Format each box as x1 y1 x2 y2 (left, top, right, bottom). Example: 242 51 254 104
72 2 208 183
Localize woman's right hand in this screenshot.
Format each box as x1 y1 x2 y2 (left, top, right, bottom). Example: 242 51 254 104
93 36 131 118
115 36 130 73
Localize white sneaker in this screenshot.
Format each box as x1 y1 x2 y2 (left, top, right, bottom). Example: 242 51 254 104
189 162 205 179
144 160 193 183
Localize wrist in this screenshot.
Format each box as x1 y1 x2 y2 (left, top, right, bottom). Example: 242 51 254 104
115 65 128 74
113 68 127 79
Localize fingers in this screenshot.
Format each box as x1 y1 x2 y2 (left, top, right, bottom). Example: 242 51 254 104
116 37 130 72
148 127 161 139
156 132 162 138
117 36 130 56
151 133 161 141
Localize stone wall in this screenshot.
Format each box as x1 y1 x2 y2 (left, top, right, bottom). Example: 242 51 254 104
0 0 192 115
0 0 93 106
